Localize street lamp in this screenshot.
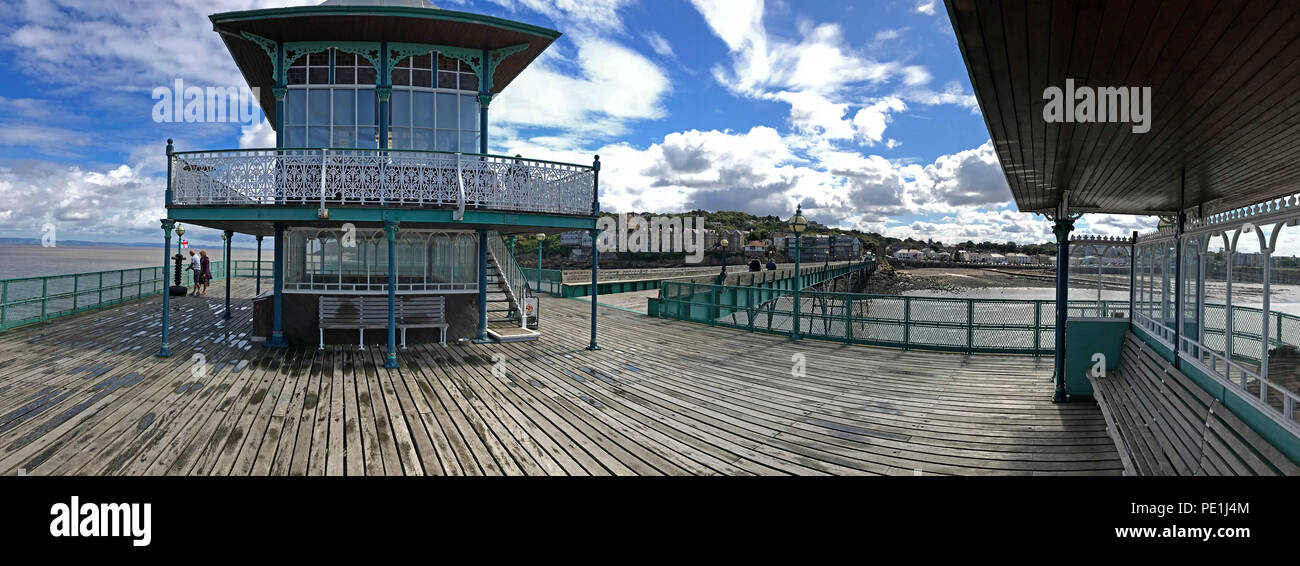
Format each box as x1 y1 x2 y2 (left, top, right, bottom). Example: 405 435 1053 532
535 233 546 292
788 205 807 340
717 238 729 282
170 223 187 294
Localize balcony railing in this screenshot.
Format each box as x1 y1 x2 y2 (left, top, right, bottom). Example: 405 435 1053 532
169 148 597 216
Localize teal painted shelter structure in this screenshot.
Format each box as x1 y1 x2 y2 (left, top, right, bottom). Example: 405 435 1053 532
948 0 1300 471
159 0 601 367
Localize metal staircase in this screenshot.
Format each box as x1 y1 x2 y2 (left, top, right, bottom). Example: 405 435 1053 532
484 231 540 342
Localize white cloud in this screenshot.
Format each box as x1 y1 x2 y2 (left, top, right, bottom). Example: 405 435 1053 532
0 161 164 239
239 119 276 149
643 31 675 59
916 1 938 16
491 38 669 139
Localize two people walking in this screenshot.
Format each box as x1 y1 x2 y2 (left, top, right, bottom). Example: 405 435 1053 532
185 249 212 295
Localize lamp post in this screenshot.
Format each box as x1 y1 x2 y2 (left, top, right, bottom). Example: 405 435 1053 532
535 233 546 293
788 206 808 340
170 224 187 294
715 238 729 284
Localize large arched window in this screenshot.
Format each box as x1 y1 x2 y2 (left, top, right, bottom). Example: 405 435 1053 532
284 49 379 148
390 52 480 152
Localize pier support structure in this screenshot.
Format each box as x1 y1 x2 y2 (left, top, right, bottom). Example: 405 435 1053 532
475 230 489 343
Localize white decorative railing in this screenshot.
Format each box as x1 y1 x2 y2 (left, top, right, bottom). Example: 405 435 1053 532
486 231 533 329
170 148 596 216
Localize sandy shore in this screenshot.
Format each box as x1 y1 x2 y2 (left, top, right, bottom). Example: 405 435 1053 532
866 266 1061 294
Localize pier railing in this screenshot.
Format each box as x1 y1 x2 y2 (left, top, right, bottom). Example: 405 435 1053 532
656 283 1300 357
170 148 596 216
0 260 272 332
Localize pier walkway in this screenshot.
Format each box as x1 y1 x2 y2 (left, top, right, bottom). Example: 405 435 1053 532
0 280 1121 475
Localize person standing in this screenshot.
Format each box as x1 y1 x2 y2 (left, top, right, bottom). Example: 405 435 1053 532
198 250 212 296
766 258 777 270
186 250 201 295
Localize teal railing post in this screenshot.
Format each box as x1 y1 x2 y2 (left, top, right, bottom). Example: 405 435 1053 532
98 272 103 308
903 296 911 349
255 235 263 295
967 300 974 353
1 280 6 328
40 277 47 323
73 274 79 311
157 219 174 357
843 295 853 343
1034 300 1042 353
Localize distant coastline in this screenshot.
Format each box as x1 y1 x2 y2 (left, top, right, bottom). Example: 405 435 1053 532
0 243 263 279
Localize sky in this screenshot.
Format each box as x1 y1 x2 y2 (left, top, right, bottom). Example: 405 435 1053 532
0 0 1157 249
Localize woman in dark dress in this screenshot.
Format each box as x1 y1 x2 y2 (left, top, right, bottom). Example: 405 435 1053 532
199 250 212 295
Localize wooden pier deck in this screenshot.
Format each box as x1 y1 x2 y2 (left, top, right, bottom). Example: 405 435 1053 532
0 279 1122 475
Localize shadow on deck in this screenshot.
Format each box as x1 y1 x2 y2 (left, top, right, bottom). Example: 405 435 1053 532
0 279 1121 475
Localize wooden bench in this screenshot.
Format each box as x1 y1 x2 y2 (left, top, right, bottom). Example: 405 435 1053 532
397 295 448 347
1089 332 1300 476
319 295 447 350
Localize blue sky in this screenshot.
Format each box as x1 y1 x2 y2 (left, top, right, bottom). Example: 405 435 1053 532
0 0 1153 248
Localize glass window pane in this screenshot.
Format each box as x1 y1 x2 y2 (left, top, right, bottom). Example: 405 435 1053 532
290 56 308 68
308 126 330 147
357 128 377 148
391 128 411 149
437 55 458 72
335 51 355 66
391 90 410 126
436 130 458 152
357 66 377 85
287 126 306 147
413 129 435 150
286 89 307 125
308 89 330 125
412 53 432 70
333 89 355 125
393 68 410 86
335 67 355 85
413 69 432 88
460 95 479 131
460 72 478 92
309 68 330 85
460 131 480 153
413 92 434 127
438 71 457 90
436 93 457 128
356 89 375 125
287 67 307 85
308 52 327 67
332 128 356 148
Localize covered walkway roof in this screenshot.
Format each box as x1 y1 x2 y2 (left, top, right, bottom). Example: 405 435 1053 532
946 0 1300 216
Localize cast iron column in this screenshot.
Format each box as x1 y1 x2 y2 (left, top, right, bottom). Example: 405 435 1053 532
475 230 489 343
157 219 174 358
255 235 263 295
223 230 233 320
1052 217 1075 403
268 223 287 348
384 220 399 368
588 155 601 351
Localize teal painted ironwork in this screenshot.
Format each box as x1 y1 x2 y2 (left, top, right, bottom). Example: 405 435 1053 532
223 230 233 320
385 220 400 368
158 219 175 357
0 260 274 333
588 155 601 351
241 31 281 83
649 280 1200 357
